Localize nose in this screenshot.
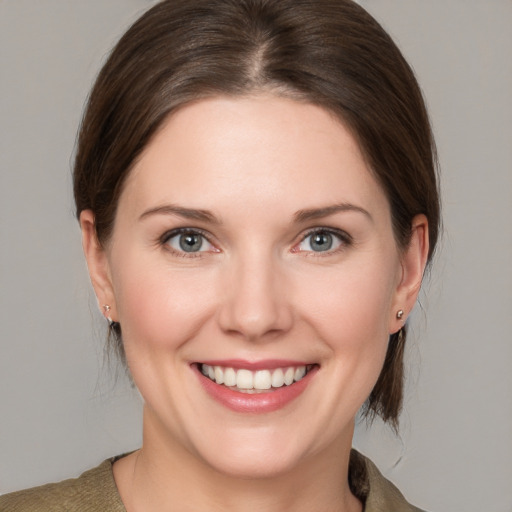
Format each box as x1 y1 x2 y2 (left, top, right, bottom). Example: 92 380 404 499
217 255 293 342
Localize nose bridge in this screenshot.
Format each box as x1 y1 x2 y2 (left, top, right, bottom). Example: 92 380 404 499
218 248 292 341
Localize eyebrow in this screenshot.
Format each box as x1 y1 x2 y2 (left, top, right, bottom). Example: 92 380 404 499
139 202 372 225
139 204 221 224
293 203 373 223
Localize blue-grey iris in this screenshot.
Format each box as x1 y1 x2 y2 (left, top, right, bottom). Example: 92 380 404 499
179 233 203 252
310 232 333 252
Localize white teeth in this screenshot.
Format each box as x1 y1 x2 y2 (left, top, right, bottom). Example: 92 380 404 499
200 364 310 391
214 366 224 385
224 367 236 387
284 367 295 385
294 366 306 381
271 368 285 388
253 370 272 390
236 369 253 389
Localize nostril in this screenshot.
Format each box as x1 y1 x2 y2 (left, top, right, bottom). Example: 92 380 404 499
217 305 293 341
216 262 294 340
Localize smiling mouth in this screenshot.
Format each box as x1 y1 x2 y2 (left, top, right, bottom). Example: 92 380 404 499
199 363 316 394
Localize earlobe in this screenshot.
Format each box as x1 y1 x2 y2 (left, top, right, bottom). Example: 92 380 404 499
80 210 117 321
390 214 429 332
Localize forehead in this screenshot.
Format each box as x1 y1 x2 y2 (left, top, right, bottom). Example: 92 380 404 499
120 94 389 221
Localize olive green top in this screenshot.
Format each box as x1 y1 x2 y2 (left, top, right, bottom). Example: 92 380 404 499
0 450 426 511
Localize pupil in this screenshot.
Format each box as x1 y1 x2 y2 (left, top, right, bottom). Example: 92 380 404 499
179 233 202 252
311 232 332 251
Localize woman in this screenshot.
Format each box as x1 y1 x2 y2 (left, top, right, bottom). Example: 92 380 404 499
0 0 439 510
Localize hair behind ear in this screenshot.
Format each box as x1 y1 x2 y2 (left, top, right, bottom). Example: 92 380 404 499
362 326 406 431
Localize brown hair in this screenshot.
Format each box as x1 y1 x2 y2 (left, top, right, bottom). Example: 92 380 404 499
74 0 440 428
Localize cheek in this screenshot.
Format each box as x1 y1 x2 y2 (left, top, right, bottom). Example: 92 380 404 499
110 253 218 351
297 258 397 341
293 255 398 396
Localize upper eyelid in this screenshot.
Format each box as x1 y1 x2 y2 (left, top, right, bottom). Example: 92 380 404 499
161 227 213 243
291 227 353 255
158 226 351 251
159 228 220 257
299 226 352 242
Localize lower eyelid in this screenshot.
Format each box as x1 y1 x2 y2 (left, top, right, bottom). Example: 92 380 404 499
159 228 351 256
161 229 217 254
295 229 351 253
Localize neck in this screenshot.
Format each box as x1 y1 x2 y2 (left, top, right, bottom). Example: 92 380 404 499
114 407 362 512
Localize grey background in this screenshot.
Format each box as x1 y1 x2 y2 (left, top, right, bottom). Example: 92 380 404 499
1 1 511 511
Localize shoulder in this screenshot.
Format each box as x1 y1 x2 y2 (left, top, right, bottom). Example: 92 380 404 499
351 449 428 512
0 459 126 512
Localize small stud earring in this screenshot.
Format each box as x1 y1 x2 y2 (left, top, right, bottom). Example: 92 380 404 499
396 309 404 320
103 304 114 325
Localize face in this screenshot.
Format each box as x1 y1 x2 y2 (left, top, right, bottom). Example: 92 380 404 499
83 95 424 478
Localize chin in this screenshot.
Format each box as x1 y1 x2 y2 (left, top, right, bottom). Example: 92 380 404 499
201 443 307 480
185 420 334 480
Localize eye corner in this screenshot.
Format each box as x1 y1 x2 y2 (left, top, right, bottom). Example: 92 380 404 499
160 227 220 257
293 227 352 255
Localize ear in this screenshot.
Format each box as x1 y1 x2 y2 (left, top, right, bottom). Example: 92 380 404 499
80 210 117 322
390 214 430 333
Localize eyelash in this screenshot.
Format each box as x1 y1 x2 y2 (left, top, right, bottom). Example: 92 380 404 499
293 227 353 255
159 227 353 257
160 228 216 257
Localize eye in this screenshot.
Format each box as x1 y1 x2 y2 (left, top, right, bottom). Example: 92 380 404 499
295 229 350 253
163 229 216 255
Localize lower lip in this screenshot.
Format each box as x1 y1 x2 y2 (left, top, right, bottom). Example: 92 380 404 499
194 365 318 413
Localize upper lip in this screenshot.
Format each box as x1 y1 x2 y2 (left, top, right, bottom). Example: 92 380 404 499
195 359 315 371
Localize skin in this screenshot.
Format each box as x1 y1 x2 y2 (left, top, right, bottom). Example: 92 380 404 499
81 95 429 512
